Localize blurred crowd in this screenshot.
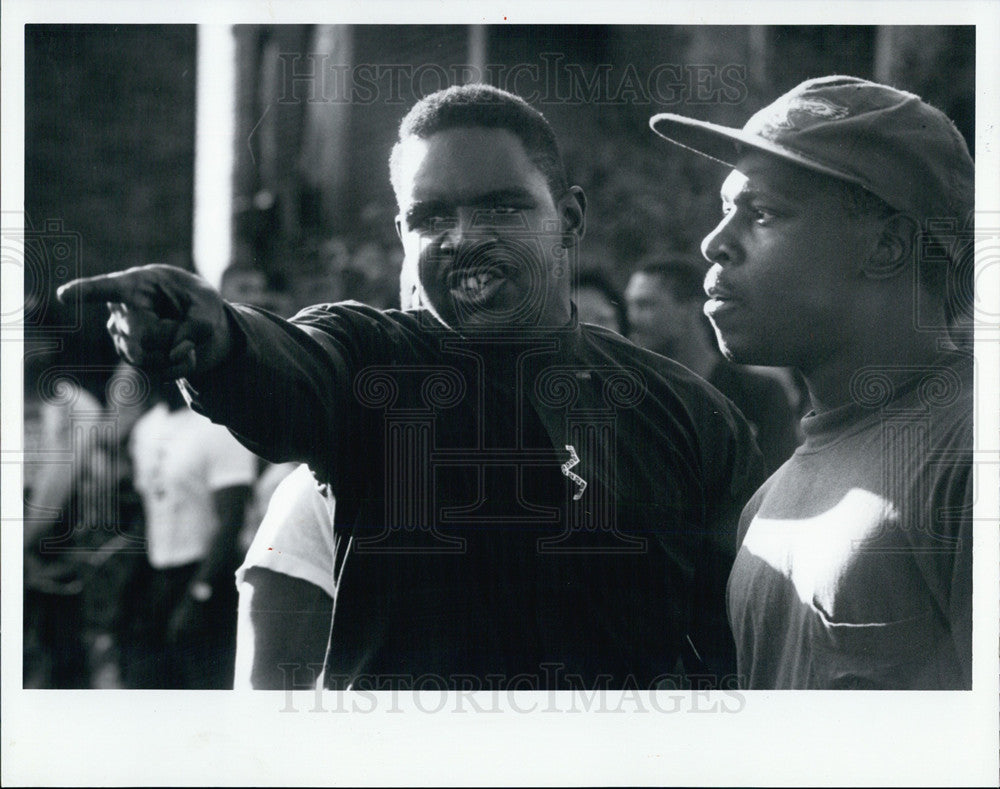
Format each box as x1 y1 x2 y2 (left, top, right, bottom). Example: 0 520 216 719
22 236 402 689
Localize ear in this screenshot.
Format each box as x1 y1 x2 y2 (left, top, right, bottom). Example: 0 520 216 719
861 213 919 281
558 186 587 247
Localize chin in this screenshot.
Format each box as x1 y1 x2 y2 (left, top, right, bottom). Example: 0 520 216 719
716 335 768 366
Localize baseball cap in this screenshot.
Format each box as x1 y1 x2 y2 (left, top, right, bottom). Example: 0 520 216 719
649 75 974 225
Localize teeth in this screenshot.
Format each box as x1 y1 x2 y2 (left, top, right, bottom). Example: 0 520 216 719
457 271 496 296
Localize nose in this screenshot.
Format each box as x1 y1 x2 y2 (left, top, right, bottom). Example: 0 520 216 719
700 211 739 267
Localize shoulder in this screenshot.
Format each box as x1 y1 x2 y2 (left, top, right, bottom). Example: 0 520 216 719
581 325 742 416
579 326 764 487
894 350 973 445
580 323 690 380
290 302 437 336
714 363 788 400
287 302 448 361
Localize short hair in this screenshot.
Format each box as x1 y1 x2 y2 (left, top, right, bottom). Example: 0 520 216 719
389 84 570 202
576 269 629 336
634 257 708 304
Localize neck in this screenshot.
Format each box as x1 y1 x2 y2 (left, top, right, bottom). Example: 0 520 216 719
801 328 950 414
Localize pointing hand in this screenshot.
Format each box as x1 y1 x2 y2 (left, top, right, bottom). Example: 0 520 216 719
57 264 232 380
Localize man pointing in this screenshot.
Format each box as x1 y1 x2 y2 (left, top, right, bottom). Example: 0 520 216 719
61 84 765 690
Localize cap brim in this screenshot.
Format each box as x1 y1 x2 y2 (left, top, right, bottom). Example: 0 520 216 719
648 113 868 188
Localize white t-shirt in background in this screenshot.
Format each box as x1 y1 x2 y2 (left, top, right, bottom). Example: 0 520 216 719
130 403 258 569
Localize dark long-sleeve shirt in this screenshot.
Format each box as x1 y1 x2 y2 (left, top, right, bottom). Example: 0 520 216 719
186 302 766 689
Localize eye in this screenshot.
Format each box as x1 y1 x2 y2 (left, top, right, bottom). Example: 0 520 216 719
412 212 454 232
471 205 528 228
751 206 776 225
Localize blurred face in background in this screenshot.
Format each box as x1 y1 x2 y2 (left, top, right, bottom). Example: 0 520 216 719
394 126 584 331
624 272 692 355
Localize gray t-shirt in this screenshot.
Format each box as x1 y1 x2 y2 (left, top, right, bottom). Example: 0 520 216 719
727 351 973 689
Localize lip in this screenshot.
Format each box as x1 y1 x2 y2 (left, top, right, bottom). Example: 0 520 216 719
704 292 741 319
704 282 737 300
447 265 512 305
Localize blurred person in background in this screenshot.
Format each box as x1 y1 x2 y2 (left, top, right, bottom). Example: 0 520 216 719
625 258 801 474
23 358 150 688
575 269 628 336
337 240 403 311
122 379 257 688
219 264 269 307
23 364 106 688
290 258 345 315
234 463 334 689
220 262 294 317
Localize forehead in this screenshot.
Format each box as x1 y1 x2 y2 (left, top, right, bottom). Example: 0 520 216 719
722 150 847 204
394 126 551 204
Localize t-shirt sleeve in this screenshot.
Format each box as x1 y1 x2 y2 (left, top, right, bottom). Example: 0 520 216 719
236 464 336 598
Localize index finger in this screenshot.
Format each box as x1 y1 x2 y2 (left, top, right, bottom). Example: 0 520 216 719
57 272 137 306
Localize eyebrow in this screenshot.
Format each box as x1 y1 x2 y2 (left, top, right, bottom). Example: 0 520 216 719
720 185 792 208
406 187 537 217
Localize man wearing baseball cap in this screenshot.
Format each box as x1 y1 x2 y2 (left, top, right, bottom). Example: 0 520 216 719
650 75 974 689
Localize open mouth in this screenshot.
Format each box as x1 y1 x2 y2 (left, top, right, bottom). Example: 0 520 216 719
447 265 512 301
